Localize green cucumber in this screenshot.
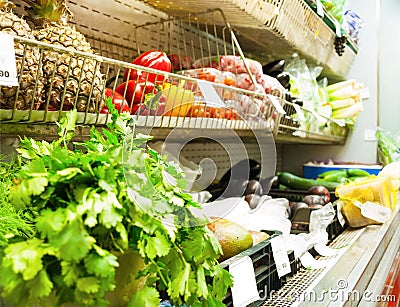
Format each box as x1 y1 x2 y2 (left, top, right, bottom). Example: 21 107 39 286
278 172 339 191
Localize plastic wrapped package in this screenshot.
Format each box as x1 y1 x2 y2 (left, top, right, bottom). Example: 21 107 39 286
256 74 286 97
193 55 263 80
198 196 292 235
376 128 400 166
343 10 364 43
336 175 397 227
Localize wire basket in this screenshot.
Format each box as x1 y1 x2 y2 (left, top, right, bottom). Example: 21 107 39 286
276 100 348 144
0 10 284 134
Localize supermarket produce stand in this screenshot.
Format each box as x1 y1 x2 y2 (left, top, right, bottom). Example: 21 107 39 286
1 1 398 307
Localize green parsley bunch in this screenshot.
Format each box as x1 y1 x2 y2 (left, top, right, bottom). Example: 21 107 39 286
0 100 232 306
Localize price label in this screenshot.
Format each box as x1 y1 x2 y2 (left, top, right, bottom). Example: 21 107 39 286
316 0 324 16
271 236 291 278
229 256 260 307
354 201 392 223
197 80 225 107
332 119 346 127
293 103 306 121
268 95 286 114
360 87 370 99
334 19 342 37
0 33 18 86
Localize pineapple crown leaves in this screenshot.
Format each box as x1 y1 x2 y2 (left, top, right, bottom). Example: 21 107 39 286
24 0 73 26
0 0 15 11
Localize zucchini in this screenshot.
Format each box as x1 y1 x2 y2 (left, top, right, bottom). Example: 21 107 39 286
278 172 339 191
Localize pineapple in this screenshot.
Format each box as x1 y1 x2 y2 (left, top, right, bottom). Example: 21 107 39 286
0 0 43 110
25 0 104 112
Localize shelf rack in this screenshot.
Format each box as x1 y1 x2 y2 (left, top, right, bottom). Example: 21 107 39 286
1 1 350 145
138 0 358 82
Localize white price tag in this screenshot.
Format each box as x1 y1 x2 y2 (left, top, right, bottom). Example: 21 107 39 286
354 201 392 223
360 87 370 99
229 256 260 307
293 103 306 121
271 236 291 278
316 0 324 16
334 19 342 37
268 95 286 114
0 33 19 86
197 80 225 107
332 119 346 127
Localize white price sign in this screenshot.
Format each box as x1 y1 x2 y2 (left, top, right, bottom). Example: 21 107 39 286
229 256 260 307
354 201 392 223
0 33 19 86
197 80 225 107
316 0 324 16
293 103 306 121
271 236 291 278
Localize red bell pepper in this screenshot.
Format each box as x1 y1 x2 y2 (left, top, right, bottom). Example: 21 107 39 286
100 88 130 114
123 50 172 84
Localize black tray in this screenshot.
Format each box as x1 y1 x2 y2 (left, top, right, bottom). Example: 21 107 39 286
219 230 300 307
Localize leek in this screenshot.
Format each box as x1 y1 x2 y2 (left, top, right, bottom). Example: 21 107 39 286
328 88 361 101
329 97 357 110
327 79 356 93
331 101 363 119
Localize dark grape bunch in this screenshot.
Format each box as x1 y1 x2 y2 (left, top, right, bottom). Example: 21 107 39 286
334 36 347 56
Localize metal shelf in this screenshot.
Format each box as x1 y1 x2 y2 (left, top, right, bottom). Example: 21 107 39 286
138 0 357 82
1 1 351 146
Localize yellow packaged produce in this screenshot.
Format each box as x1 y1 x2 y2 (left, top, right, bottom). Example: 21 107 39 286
338 200 382 228
335 175 397 227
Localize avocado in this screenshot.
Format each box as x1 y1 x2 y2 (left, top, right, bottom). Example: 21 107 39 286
207 217 253 261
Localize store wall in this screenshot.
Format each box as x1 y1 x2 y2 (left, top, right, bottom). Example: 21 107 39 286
379 0 400 136
281 0 380 176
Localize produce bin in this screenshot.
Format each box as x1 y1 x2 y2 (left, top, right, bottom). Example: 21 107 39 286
219 231 300 307
303 163 383 179
268 189 345 242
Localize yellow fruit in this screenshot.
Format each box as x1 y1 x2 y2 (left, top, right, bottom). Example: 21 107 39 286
163 82 194 116
249 230 270 246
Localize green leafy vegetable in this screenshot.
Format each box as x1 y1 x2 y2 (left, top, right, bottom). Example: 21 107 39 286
0 156 34 248
0 101 232 306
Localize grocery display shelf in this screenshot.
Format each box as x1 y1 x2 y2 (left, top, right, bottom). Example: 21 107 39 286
275 101 349 145
261 197 400 306
1 18 350 145
138 0 357 81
